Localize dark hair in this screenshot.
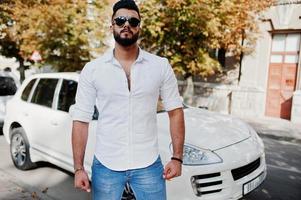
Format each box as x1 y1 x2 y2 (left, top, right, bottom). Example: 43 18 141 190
112 0 140 19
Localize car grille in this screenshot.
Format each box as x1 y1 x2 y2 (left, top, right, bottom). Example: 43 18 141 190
191 172 223 196
231 158 261 181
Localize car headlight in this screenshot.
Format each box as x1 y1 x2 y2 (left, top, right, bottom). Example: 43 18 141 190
170 143 223 165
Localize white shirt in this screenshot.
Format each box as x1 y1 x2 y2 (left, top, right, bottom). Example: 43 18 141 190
71 48 183 171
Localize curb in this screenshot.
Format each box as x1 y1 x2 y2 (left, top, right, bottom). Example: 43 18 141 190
239 116 301 143
257 132 301 144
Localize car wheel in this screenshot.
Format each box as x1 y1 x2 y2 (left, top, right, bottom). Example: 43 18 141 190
121 183 136 200
10 127 36 170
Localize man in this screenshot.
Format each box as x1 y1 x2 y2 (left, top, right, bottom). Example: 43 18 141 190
71 0 185 199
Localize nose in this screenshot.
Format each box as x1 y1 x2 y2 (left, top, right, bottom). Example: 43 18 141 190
123 20 130 27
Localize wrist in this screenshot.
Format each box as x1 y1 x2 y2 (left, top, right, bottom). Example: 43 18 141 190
74 166 84 174
171 156 183 164
172 152 183 159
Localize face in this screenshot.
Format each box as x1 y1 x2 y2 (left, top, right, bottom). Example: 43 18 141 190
111 8 140 47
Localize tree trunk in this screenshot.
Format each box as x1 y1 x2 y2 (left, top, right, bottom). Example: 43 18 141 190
18 58 25 83
218 48 226 67
238 31 245 84
238 50 243 84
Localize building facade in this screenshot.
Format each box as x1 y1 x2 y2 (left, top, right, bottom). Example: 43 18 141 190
190 1 301 123
235 0 301 123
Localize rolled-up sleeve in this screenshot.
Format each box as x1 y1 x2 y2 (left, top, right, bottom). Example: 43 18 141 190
70 63 96 122
160 59 183 111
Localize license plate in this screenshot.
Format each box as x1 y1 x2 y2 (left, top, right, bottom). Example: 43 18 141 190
243 172 265 195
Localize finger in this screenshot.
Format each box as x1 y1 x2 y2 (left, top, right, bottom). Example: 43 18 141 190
83 179 91 193
74 179 82 189
74 174 83 188
163 166 171 179
166 170 177 180
164 166 176 180
163 165 170 174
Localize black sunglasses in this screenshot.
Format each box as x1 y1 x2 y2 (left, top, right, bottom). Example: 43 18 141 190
113 16 140 28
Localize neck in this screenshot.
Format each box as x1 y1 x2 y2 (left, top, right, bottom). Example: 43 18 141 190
114 43 139 61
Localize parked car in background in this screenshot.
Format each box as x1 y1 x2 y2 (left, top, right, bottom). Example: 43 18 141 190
3 72 267 200
0 70 19 132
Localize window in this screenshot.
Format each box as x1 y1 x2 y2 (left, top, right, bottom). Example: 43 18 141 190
21 79 36 101
285 34 300 52
57 80 77 112
0 76 17 96
270 33 301 64
271 34 286 52
31 78 58 108
57 79 99 118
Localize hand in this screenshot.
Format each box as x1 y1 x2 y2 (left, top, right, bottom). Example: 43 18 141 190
74 170 91 192
163 160 182 180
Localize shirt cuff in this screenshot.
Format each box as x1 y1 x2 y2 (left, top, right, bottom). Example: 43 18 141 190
69 105 92 123
163 98 183 111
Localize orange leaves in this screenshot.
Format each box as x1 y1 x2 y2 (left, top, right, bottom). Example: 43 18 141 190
139 0 275 78
0 0 110 71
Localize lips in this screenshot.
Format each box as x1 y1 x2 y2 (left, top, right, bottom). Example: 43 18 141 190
121 29 133 34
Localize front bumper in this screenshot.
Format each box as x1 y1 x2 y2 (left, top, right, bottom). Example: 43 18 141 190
166 138 267 200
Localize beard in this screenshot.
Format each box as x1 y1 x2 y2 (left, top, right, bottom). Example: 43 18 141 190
113 29 139 47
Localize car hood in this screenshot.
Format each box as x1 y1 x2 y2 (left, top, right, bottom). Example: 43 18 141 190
157 107 251 151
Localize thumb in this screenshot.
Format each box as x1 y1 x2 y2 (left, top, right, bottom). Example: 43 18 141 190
83 179 91 193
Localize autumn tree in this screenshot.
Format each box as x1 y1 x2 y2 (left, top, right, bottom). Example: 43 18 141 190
204 0 275 68
139 0 274 79
0 0 109 81
0 0 25 79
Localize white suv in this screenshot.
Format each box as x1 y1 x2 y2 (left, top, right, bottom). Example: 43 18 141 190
3 72 267 200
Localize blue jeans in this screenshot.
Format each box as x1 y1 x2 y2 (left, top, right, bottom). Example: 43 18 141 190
91 156 166 200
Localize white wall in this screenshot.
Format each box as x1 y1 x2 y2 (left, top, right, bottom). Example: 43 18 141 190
235 3 301 119
291 90 301 124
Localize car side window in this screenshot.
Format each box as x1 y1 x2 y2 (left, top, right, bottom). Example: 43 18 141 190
21 79 36 101
58 79 77 112
31 78 58 108
0 76 17 96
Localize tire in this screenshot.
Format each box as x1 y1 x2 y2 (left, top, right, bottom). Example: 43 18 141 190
10 127 36 170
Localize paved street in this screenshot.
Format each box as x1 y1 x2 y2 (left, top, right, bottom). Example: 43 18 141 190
0 135 90 200
0 119 301 200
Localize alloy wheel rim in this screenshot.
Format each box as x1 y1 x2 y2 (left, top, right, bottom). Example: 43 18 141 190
11 134 26 166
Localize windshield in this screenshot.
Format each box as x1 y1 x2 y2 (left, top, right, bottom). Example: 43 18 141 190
0 76 17 96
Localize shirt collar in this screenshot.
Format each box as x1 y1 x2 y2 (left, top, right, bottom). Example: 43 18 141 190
103 47 147 64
